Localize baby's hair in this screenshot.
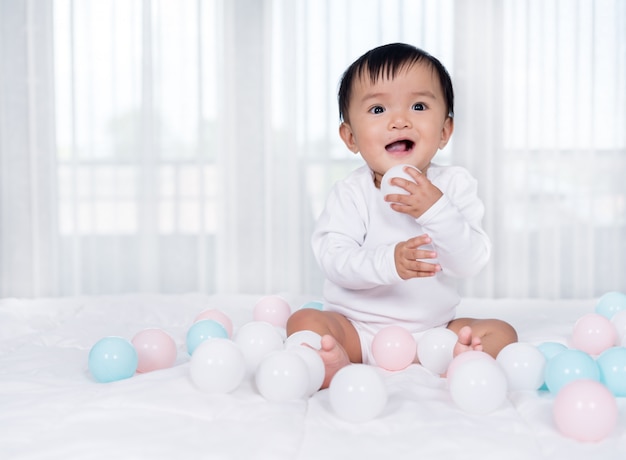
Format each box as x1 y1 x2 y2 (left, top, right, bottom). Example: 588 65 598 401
338 43 454 122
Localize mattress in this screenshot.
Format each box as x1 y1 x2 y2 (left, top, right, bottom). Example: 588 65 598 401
1 293 624 459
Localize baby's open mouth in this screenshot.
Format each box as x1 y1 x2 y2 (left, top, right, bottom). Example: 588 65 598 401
385 140 415 153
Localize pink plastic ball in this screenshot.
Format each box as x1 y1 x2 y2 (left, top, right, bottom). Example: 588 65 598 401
571 313 618 355
371 326 417 371
131 328 177 373
193 309 233 337
553 379 618 442
253 296 292 328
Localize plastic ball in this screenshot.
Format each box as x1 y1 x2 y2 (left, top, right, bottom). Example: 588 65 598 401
298 301 324 311
446 350 494 380
189 338 246 393
595 291 626 319
328 364 388 422
536 342 568 391
284 330 322 350
537 342 567 360
131 328 177 373
416 328 458 375
289 345 325 395
448 357 508 414
186 320 229 355
553 379 618 442
496 342 546 391
253 295 292 328
597 347 626 397
380 164 420 199
88 336 138 383
544 349 599 394
255 350 309 401
193 309 233 337
571 313 617 355
234 321 284 374
371 326 417 371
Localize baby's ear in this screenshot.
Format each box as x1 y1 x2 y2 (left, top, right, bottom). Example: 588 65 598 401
339 122 359 153
438 117 454 149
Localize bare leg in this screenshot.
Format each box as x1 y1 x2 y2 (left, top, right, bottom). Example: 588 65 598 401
287 309 362 389
447 318 518 359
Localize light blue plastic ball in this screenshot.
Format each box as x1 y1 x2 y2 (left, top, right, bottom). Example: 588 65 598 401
544 349 600 394
88 336 138 383
537 342 568 360
536 342 568 391
597 347 626 397
186 319 228 355
299 301 324 311
595 291 626 320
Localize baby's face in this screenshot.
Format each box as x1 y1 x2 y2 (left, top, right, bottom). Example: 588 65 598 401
339 62 453 187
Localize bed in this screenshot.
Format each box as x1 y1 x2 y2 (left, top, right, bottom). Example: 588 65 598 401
1 293 624 459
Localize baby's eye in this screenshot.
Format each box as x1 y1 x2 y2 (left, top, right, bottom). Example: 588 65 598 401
369 106 385 114
412 103 426 111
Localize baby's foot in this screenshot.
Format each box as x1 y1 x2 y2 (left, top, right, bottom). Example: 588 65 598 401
453 325 483 357
318 334 351 389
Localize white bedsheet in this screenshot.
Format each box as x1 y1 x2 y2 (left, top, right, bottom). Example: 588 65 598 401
1 294 624 459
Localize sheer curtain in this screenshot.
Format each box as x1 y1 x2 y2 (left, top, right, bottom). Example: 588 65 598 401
0 0 624 299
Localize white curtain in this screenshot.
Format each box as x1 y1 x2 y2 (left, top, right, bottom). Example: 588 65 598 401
0 0 624 299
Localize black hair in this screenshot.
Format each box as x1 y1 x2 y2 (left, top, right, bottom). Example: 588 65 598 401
337 43 454 122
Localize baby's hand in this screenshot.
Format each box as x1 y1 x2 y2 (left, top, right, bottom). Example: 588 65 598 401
384 166 443 218
394 234 441 280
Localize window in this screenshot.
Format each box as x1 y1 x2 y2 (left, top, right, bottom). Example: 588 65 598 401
1 0 623 298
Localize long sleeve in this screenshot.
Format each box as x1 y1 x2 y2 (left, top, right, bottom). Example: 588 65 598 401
312 164 482 331
417 167 491 278
312 176 402 290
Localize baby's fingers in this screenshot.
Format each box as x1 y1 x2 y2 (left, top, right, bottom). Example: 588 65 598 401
405 234 433 249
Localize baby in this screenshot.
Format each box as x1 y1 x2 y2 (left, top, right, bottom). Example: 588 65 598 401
287 43 517 388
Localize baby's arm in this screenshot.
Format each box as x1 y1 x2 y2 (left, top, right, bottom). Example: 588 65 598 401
386 166 490 278
312 185 401 290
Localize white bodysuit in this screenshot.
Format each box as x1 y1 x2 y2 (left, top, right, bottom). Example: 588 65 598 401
312 164 491 361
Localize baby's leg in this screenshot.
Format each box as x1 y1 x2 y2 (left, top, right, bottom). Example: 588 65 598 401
287 309 362 389
447 318 518 359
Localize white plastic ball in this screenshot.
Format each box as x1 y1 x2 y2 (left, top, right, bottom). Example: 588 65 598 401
284 330 322 350
380 164 421 199
496 342 546 391
446 350 494 380
189 339 246 393
417 328 458 375
255 350 310 402
289 345 325 395
234 321 284 375
448 357 508 414
328 364 388 422
610 310 626 344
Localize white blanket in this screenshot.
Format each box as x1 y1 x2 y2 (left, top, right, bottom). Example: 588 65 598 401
1 294 624 459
